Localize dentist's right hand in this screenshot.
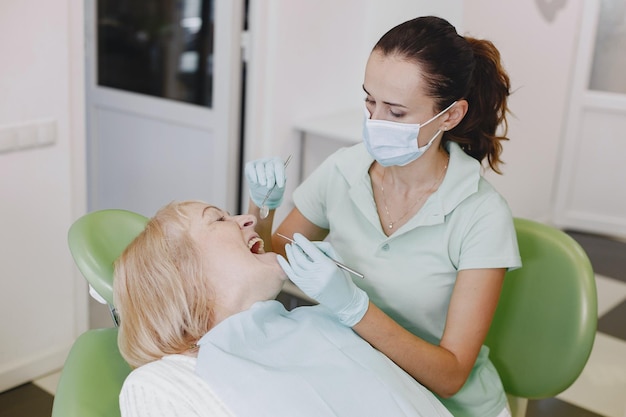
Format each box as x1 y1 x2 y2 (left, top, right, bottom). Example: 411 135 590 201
277 233 369 327
244 156 287 210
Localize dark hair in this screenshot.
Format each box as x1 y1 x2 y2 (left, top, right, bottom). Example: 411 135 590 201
373 16 511 173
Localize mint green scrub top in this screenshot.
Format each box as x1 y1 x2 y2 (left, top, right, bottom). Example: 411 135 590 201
292 142 522 417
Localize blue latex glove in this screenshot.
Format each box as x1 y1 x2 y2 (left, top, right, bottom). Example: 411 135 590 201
244 157 287 210
277 233 369 327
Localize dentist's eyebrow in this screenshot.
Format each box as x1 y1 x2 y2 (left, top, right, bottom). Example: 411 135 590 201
362 85 408 108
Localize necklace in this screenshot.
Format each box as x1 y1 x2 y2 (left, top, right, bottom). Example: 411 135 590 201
380 157 449 230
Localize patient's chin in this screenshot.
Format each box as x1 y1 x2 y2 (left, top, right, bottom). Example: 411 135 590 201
255 251 280 267
260 253 288 280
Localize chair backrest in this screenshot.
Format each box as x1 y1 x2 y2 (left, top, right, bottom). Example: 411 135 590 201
54 210 145 416
52 328 131 417
68 209 149 306
484 217 598 399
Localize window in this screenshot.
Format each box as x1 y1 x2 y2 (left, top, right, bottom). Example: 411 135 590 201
589 0 626 94
97 0 215 107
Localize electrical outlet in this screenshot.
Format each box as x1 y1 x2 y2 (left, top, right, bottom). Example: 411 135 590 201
0 119 57 154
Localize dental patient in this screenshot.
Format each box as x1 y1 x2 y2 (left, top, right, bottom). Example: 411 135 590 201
114 200 452 417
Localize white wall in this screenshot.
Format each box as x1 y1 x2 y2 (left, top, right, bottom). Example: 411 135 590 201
246 0 586 224
0 0 87 391
244 0 462 218
244 0 463 159
464 0 585 222
363 0 463 47
244 0 367 163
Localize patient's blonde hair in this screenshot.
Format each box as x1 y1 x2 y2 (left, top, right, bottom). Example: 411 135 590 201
114 201 215 368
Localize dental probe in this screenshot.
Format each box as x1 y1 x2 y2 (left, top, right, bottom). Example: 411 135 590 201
276 233 365 279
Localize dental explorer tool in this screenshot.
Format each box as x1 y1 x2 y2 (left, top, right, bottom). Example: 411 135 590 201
276 233 365 279
259 155 292 219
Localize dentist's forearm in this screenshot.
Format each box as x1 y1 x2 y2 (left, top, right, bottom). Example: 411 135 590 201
352 302 470 398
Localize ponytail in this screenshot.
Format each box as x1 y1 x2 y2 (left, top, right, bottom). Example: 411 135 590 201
445 38 511 174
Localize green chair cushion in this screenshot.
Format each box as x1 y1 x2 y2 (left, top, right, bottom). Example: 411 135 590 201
484 218 597 399
52 328 131 417
68 209 149 306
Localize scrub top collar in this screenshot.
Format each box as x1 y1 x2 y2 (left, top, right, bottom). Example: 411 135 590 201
334 141 482 237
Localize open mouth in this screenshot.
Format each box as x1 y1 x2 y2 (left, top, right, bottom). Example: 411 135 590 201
248 236 265 254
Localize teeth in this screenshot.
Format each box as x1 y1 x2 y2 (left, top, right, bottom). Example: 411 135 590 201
248 237 264 253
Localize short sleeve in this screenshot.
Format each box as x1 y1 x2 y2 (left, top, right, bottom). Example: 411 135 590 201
456 189 522 271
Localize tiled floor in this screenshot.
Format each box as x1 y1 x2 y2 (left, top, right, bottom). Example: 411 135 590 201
1 230 625 417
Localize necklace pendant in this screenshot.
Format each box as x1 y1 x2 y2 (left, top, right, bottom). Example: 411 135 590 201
388 223 393 229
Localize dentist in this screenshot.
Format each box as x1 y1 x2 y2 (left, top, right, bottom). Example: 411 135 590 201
247 16 521 417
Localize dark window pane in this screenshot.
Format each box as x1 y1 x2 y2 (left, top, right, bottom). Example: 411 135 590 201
588 0 626 94
97 0 214 108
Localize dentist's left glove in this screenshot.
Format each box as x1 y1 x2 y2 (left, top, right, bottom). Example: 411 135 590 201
245 157 287 210
277 233 369 327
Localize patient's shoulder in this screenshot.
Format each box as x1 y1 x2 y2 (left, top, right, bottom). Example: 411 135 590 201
129 354 196 378
123 355 195 387
120 355 235 417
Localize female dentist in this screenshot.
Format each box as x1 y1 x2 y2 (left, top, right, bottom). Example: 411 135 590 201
246 16 521 417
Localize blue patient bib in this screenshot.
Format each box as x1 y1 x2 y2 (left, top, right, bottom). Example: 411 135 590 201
196 300 451 417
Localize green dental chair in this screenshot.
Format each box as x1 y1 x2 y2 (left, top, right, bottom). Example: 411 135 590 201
51 327 130 417
52 214 597 417
66 209 149 326
52 209 148 417
484 218 598 417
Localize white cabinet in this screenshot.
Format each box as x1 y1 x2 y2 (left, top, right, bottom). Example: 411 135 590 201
293 108 363 182
279 109 362 303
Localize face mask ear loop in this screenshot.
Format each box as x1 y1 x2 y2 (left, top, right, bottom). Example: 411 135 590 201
421 101 457 127
417 129 443 152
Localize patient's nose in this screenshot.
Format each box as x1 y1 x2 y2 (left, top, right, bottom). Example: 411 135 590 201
234 214 256 229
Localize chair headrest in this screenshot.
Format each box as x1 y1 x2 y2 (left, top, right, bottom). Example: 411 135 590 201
68 209 149 306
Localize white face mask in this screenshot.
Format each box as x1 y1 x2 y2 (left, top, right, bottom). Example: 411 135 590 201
363 101 456 167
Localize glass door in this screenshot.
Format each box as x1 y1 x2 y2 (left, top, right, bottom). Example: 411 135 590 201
554 0 626 238
85 0 244 217
97 0 215 107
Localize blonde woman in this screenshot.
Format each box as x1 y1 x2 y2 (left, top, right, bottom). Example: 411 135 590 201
114 200 452 417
